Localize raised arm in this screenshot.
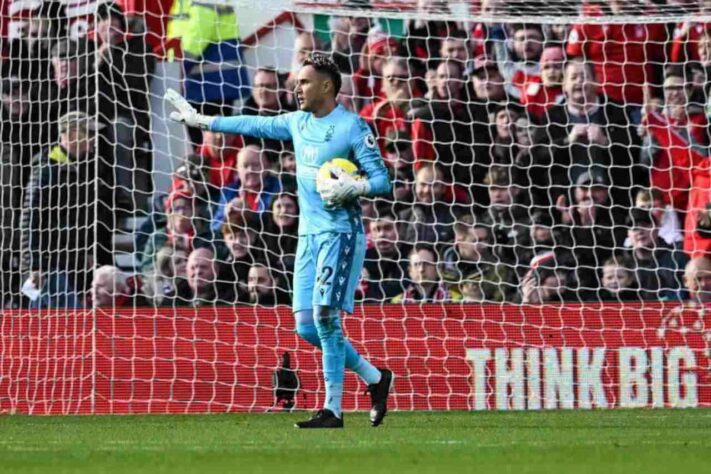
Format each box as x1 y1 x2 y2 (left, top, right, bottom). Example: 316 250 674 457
210 114 292 140
164 88 292 140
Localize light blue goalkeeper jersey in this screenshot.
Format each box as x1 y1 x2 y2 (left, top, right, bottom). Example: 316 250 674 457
210 104 391 235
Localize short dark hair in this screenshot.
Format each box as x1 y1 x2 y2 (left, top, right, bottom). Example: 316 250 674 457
250 260 275 282
484 165 518 187
95 2 128 32
626 208 656 228
302 53 342 97
437 58 464 78
510 23 544 35
664 63 694 83
411 243 439 262
373 203 399 222
443 29 469 41
256 66 279 77
453 215 490 240
564 56 596 79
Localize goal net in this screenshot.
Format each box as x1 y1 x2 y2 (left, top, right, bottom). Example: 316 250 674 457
1 0 711 414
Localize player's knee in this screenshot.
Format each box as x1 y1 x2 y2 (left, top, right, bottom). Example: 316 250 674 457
314 306 342 336
316 305 333 320
294 310 321 346
296 324 321 346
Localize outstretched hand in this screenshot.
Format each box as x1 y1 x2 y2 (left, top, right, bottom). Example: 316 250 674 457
164 89 213 130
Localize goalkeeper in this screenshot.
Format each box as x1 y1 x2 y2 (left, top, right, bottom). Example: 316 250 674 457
166 53 393 429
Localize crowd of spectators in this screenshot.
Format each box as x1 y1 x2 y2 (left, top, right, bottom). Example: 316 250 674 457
2 0 711 309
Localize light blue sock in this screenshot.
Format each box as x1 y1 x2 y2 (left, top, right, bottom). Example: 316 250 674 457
295 311 381 385
313 306 346 418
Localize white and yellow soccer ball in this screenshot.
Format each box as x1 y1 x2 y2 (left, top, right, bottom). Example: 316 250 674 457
316 158 362 190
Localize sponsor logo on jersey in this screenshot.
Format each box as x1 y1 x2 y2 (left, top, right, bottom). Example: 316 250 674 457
302 145 318 164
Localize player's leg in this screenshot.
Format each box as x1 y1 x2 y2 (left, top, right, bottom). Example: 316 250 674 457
292 234 343 428
313 304 346 420
292 233 373 374
340 232 394 427
294 310 381 384
294 231 392 428
309 231 357 423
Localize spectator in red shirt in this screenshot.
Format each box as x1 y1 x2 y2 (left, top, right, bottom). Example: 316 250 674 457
697 28 711 112
353 32 400 106
641 64 710 213
683 168 711 259
670 1 711 62
494 23 544 101
168 131 241 209
566 0 667 108
360 57 422 156
520 46 565 120
410 60 487 201
194 129 240 201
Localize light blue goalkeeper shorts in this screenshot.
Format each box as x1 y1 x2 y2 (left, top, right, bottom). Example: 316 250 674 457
292 231 366 315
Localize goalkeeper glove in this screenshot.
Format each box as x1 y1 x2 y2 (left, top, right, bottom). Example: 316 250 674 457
164 88 214 130
317 165 370 206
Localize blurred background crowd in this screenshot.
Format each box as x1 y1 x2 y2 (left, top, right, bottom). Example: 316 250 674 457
1 0 711 309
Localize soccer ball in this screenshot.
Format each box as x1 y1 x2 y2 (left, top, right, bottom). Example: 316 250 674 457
316 158 361 188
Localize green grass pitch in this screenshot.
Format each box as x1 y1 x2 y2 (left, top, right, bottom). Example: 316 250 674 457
1 410 710 473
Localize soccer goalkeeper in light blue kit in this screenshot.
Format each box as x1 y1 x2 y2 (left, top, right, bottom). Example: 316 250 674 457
165 53 394 428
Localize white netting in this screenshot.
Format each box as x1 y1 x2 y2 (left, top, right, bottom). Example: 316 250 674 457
1 0 711 414
279 0 711 23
